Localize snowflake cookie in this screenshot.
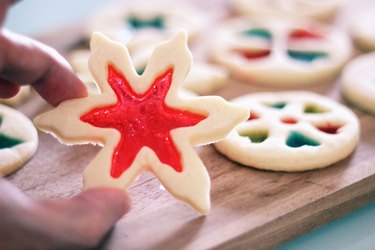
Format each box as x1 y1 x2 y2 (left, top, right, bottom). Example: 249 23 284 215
342 52 375 114
215 92 360 171
210 16 352 87
0 104 38 176
35 32 249 214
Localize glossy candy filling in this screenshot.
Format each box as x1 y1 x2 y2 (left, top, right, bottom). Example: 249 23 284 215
316 123 341 134
80 66 207 178
266 102 287 109
289 29 323 40
281 117 298 124
240 129 268 143
287 50 328 62
127 16 164 30
241 28 272 40
235 49 271 59
0 115 24 149
304 103 328 114
248 111 260 120
286 131 320 148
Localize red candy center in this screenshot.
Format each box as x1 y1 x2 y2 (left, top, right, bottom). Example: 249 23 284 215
235 49 271 59
80 65 207 178
289 29 323 40
248 111 260 120
316 123 341 134
281 117 298 124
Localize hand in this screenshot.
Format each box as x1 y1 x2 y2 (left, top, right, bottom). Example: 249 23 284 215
0 1 87 106
0 178 131 250
0 1 131 249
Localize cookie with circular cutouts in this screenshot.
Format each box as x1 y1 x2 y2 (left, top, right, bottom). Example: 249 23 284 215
231 0 342 21
351 9 375 51
210 16 352 87
215 91 360 171
342 52 375 114
0 104 38 176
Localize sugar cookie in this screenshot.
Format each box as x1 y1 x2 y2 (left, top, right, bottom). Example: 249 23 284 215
85 1 206 50
210 16 352 87
0 104 38 176
351 9 375 51
231 0 342 21
342 52 375 114
69 48 228 95
215 92 359 171
35 32 249 214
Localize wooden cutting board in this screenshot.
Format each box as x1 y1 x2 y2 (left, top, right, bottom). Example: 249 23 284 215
7 0 375 249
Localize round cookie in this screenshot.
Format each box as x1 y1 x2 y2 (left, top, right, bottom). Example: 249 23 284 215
210 16 352 87
214 92 360 171
351 9 375 51
85 1 206 50
0 104 38 176
342 52 375 114
231 0 342 21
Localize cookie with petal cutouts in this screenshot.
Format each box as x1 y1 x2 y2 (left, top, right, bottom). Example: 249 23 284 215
35 32 249 214
0 104 38 176
342 52 375 114
215 92 360 171
210 16 352 87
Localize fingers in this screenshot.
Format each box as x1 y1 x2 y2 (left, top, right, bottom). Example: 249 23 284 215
0 178 131 250
36 188 131 248
0 78 20 98
0 29 87 106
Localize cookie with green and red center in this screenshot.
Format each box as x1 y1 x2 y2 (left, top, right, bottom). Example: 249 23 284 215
0 104 38 175
35 32 249 214
215 91 360 171
210 16 352 87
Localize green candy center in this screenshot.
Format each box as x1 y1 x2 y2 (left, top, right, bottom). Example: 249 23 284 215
0 115 24 149
288 50 328 62
240 130 268 143
127 16 164 30
286 131 320 148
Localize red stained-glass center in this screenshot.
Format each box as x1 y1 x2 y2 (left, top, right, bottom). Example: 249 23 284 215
80 65 207 178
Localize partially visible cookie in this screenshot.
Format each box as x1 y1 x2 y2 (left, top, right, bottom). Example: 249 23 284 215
184 62 228 95
351 9 375 51
215 91 360 171
342 52 375 114
68 48 228 95
0 86 31 107
210 16 352 87
231 0 342 21
85 1 206 50
0 104 38 176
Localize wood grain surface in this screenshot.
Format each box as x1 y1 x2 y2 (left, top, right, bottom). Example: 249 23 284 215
7 0 375 249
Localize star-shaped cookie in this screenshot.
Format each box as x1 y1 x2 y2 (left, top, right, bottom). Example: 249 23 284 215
35 32 248 214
